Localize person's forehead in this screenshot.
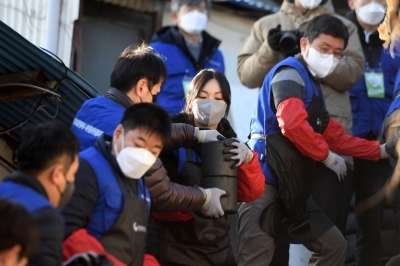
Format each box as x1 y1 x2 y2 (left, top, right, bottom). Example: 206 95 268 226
125 128 163 144
311 34 345 49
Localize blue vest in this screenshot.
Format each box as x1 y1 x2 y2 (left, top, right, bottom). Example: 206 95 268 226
71 96 125 151
0 181 52 213
248 57 321 186
80 147 151 240
150 42 225 115
349 50 400 138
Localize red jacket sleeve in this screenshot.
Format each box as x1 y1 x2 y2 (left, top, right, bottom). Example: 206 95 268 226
63 229 160 266
63 229 125 266
323 118 381 161
277 98 329 161
237 151 264 202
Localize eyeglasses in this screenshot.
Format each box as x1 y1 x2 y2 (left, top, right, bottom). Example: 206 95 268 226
312 46 343 60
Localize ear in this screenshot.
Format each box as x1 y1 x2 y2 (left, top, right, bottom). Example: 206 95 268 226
50 164 65 187
300 37 308 54
348 0 355 10
113 124 124 142
134 78 148 98
171 12 179 23
2 245 22 265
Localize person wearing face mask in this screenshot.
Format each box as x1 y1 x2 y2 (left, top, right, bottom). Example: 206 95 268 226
238 15 394 266
62 103 175 266
0 121 80 266
238 0 365 262
150 0 224 115
342 0 400 265
148 69 264 266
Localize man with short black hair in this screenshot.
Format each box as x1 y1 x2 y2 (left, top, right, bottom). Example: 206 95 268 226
150 0 224 115
239 15 389 266
63 103 178 265
0 199 39 266
0 121 79 266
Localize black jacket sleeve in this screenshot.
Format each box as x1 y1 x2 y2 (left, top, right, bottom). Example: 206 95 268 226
61 158 98 238
28 207 63 266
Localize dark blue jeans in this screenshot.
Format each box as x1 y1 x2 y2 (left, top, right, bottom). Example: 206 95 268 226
344 158 393 266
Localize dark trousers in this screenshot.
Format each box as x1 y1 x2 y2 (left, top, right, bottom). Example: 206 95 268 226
269 162 345 266
311 162 346 233
343 158 393 266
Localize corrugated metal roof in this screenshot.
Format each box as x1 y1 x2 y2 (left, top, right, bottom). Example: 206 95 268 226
0 20 101 136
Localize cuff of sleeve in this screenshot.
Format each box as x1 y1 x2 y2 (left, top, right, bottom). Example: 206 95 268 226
322 150 335 166
197 128 206 143
244 149 254 164
199 187 211 206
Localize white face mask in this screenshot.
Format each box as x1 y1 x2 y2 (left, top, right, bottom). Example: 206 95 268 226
298 0 323 9
357 3 386 26
192 98 227 127
114 130 157 179
305 47 339 78
179 10 208 35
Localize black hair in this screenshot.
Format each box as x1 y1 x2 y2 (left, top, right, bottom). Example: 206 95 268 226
120 103 171 145
171 0 211 13
184 69 231 114
304 15 349 49
0 198 39 259
17 120 79 175
110 43 167 94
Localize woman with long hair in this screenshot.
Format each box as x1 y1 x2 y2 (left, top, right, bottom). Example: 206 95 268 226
150 69 264 265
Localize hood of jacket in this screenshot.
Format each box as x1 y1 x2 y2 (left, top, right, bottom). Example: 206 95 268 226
151 26 221 70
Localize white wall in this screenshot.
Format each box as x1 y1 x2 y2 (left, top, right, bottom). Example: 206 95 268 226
0 0 79 67
162 9 259 141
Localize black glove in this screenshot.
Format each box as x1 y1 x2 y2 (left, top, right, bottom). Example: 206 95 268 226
268 24 282 51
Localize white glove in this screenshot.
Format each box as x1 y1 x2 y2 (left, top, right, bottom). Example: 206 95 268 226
380 143 390 159
322 151 347 181
199 187 226 218
223 138 253 168
197 128 225 143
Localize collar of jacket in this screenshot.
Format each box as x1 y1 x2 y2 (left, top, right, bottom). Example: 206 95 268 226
345 10 384 47
105 87 134 109
280 0 334 27
4 170 49 199
151 26 221 71
95 134 127 177
171 113 237 139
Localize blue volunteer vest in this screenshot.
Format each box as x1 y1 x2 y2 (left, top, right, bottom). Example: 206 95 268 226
71 96 125 151
0 181 52 212
80 147 151 240
248 57 322 186
150 42 225 115
349 49 400 138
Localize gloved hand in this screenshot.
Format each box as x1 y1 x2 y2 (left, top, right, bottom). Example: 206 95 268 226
223 138 254 168
199 187 226 218
197 128 226 143
268 24 282 51
322 151 347 181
